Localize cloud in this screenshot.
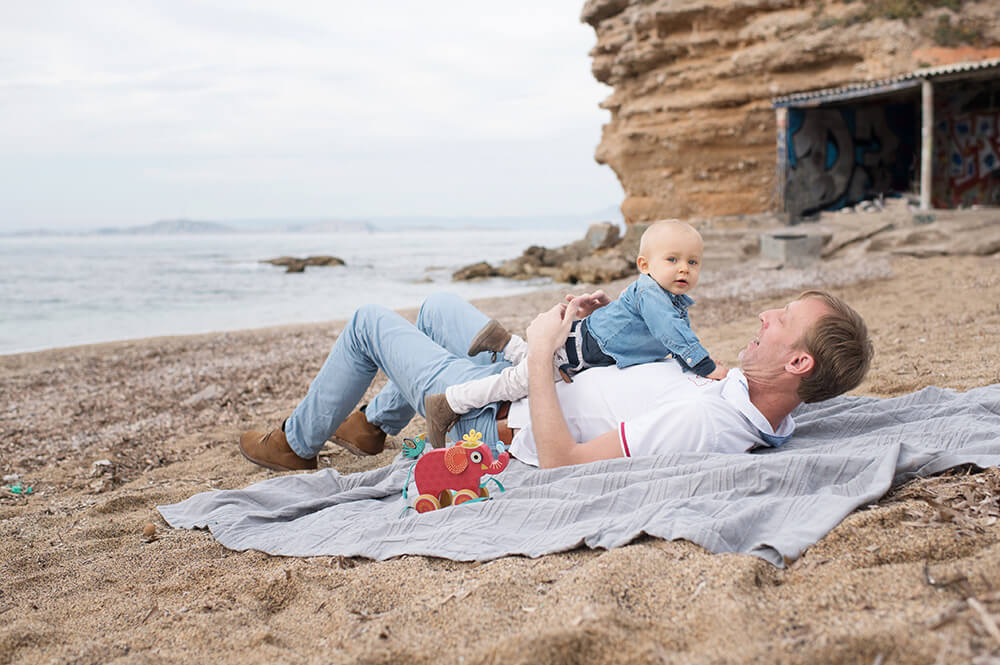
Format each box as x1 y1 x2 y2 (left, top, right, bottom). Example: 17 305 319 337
0 1 621 228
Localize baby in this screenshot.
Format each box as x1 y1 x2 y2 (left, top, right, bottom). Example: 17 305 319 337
424 220 727 447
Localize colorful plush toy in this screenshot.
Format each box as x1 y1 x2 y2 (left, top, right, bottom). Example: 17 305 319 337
402 430 509 513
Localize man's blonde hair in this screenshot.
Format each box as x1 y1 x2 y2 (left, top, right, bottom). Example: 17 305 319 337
796 290 874 403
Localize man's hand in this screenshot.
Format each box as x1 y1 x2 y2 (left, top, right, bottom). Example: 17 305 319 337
526 300 581 358
706 361 728 380
563 290 610 318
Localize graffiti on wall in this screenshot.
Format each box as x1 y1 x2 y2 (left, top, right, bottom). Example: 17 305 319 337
933 109 1000 207
785 105 916 217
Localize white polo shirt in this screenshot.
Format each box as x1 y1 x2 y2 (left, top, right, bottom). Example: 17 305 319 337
505 361 794 467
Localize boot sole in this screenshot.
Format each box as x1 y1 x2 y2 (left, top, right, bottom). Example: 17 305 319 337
329 436 381 457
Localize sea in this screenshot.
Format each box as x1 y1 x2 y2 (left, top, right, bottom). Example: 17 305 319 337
0 223 592 355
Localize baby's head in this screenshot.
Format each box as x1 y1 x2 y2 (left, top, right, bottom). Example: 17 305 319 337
636 220 704 296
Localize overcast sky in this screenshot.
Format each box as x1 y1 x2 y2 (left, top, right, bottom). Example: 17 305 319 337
0 2 623 232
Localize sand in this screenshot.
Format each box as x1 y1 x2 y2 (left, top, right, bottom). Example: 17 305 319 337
2 218 1000 663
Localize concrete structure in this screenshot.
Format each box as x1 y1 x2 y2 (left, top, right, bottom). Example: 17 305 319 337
772 58 1000 219
759 231 825 268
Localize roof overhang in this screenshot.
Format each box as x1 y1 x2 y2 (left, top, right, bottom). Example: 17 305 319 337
772 57 1000 108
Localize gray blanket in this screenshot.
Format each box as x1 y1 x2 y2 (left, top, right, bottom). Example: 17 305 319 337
159 384 1000 566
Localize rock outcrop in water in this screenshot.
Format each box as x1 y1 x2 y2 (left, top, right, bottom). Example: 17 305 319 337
582 0 1000 222
262 255 345 273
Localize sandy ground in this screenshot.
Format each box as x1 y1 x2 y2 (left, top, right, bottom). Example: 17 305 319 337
2 213 1000 663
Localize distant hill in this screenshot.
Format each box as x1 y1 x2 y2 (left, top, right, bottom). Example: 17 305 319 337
278 220 376 233
1 210 622 237
96 219 234 234
92 218 377 234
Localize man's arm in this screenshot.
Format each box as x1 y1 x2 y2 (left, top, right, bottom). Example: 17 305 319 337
525 301 624 468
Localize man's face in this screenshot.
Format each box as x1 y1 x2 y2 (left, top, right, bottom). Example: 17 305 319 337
739 296 831 376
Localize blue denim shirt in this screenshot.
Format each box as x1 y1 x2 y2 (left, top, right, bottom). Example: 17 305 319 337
585 274 711 370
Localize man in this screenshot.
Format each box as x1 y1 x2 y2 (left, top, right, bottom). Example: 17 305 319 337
239 290 872 471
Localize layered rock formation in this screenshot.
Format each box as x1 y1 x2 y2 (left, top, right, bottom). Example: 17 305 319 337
582 0 1000 222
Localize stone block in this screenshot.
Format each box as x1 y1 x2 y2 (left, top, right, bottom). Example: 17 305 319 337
759 232 825 268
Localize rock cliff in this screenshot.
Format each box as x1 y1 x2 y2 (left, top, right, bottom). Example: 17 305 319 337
582 0 1000 222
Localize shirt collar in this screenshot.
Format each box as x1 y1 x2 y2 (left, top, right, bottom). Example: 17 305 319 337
720 368 796 447
639 274 695 309
671 292 695 309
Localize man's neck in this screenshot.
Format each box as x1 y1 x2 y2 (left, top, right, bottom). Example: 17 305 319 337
745 376 802 431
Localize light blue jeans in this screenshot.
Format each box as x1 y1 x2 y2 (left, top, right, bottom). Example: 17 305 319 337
284 293 511 458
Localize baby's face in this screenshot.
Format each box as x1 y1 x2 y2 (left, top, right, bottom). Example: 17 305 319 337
638 226 703 296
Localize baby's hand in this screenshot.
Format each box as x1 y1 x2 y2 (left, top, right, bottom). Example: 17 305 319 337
706 362 728 380
564 290 610 318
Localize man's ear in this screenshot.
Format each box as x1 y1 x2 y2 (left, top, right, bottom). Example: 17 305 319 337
636 255 648 273
785 351 815 377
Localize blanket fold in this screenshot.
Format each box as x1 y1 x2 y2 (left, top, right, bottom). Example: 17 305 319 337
159 383 1000 566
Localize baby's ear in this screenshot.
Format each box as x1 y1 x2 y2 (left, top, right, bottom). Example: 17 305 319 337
636 255 648 273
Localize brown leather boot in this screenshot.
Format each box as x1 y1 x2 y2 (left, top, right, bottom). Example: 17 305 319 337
424 393 460 449
239 426 317 472
331 410 386 456
467 319 512 361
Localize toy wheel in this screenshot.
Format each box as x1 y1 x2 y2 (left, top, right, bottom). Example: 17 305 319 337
478 487 490 499
414 494 440 513
453 489 479 505
438 490 453 508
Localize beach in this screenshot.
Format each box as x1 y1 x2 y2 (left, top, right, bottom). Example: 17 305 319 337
2 247 1000 664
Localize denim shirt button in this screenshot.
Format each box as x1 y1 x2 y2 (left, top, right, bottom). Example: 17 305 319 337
687 357 693 363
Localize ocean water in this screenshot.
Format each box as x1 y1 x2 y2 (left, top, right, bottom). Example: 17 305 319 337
0 227 585 355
